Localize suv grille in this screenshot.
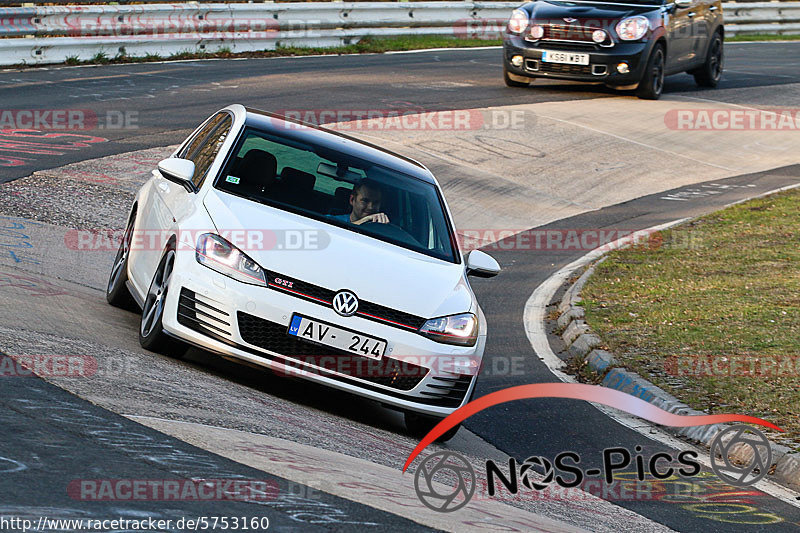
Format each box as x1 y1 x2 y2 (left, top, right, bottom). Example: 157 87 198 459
539 63 593 75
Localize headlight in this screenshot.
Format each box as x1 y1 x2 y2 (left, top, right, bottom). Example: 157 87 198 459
616 16 650 41
196 233 266 286
419 313 478 346
507 9 529 35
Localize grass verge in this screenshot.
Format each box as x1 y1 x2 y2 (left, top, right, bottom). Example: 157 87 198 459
580 188 800 447
726 33 800 42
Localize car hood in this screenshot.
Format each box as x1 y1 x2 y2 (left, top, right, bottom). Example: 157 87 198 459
528 0 659 21
203 189 473 320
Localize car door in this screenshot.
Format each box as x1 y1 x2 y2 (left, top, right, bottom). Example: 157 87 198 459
694 0 721 64
687 0 711 66
665 2 695 72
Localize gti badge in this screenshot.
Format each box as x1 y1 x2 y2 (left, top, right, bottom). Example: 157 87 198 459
333 290 359 317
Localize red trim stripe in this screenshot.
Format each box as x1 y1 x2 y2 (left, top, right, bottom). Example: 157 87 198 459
356 310 416 330
268 283 331 305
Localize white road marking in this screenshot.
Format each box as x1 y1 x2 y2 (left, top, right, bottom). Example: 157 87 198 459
126 415 612 533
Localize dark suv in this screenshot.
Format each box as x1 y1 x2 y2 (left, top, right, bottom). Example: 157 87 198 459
502 0 724 99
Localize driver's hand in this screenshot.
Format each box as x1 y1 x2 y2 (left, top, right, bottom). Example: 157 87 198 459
354 213 390 225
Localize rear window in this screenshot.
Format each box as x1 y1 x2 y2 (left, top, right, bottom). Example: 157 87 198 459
214 128 458 263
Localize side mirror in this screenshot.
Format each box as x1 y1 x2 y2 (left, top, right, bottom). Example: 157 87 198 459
674 0 692 8
466 250 501 278
157 158 196 192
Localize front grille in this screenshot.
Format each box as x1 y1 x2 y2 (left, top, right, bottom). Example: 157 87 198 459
539 62 593 76
357 301 427 330
237 312 428 391
264 272 426 331
546 24 596 42
178 288 233 338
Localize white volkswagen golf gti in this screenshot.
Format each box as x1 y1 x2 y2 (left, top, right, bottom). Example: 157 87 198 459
106 104 500 440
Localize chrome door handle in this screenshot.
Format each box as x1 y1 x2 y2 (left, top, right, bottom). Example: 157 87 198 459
709 5 718 10
687 11 695 17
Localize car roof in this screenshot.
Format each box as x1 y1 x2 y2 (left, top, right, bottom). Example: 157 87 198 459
243 106 436 185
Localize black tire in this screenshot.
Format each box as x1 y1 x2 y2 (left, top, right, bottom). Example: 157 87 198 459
636 44 666 100
693 32 723 88
405 411 461 443
504 65 531 88
106 211 138 311
139 244 187 358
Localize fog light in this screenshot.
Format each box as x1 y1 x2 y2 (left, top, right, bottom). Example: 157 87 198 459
511 55 523 67
617 62 630 74
592 30 607 43
529 25 544 39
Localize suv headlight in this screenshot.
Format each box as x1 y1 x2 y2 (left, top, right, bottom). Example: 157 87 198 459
196 233 266 286
507 8 529 35
419 313 478 346
616 16 650 41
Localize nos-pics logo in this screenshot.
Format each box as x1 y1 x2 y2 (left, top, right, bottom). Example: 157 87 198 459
413 451 476 512
413 426 771 512
403 384 780 512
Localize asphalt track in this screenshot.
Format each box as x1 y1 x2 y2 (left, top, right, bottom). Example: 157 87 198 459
1 42 800 532
1 42 799 183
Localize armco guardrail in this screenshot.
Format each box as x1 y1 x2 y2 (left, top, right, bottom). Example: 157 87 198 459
0 1 519 65
0 1 796 67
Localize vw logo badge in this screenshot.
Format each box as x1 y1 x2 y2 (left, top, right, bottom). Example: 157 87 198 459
563 17 577 23
332 290 359 317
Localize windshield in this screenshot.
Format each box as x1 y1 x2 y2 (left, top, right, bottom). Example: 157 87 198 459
215 127 458 263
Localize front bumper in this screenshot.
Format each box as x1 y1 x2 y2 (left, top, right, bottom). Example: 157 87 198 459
503 35 653 86
160 248 483 417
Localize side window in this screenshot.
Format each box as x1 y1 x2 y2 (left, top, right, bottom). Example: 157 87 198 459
178 113 233 188
178 113 226 159
189 116 232 187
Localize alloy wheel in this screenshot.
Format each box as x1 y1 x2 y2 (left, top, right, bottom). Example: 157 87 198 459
141 250 175 339
107 217 134 295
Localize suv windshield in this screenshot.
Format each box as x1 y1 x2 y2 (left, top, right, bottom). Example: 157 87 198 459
215 127 458 263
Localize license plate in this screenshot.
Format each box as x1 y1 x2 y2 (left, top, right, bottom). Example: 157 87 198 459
287 314 387 360
541 50 590 65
